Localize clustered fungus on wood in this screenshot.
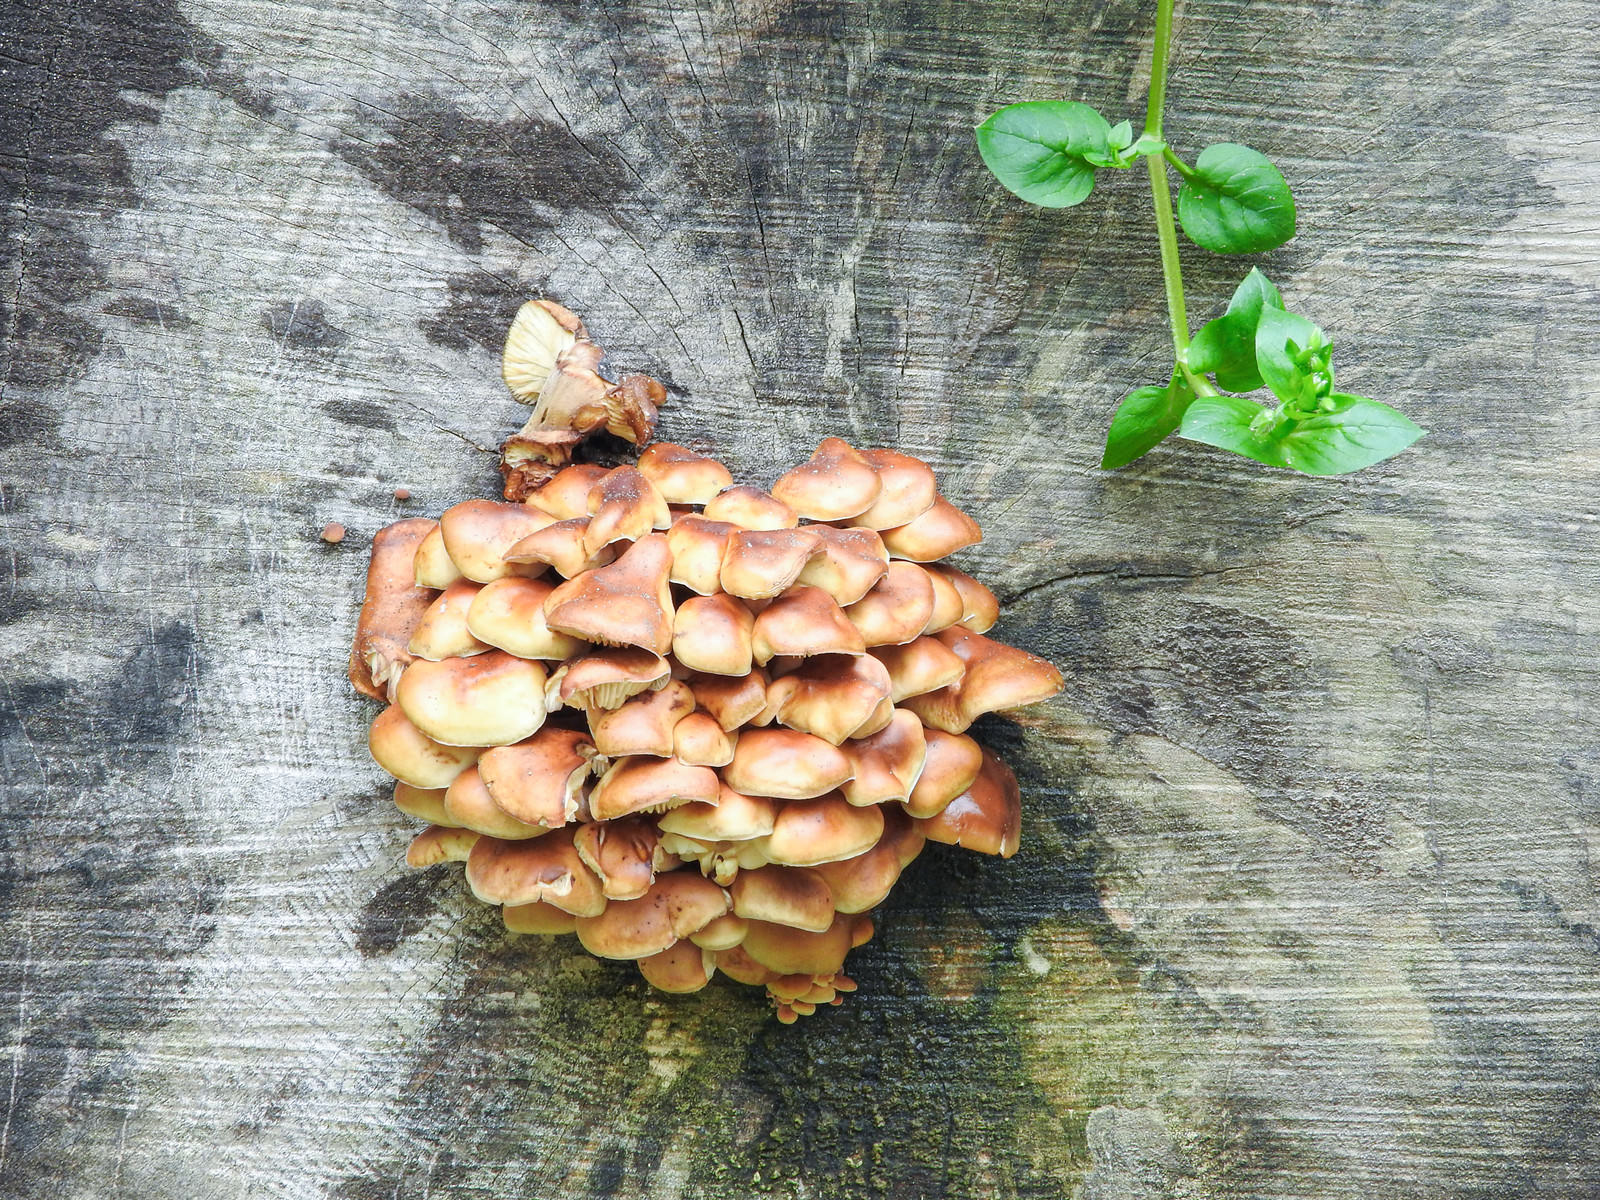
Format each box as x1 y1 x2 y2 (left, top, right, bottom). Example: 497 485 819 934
348 301 1063 1022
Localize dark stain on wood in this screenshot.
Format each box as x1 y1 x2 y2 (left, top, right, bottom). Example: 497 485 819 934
263 299 350 354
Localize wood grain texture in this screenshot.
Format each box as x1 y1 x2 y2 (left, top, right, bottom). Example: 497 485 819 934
3 0 1598 1196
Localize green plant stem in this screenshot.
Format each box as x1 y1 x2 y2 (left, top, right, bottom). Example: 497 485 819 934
1145 0 1175 136
1161 146 1199 181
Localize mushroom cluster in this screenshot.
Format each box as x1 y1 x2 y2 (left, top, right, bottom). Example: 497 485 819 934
348 302 1063 1021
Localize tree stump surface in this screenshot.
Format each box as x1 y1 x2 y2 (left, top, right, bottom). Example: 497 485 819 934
3 0 1597 1196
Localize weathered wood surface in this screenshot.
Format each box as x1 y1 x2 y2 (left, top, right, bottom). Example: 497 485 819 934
3 0 1598 1196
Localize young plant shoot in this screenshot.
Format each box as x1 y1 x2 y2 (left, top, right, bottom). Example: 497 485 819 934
975 0 1424 476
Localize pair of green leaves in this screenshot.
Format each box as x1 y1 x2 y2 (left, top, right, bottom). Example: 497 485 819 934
975 100 1295 255
1105 270 1425 475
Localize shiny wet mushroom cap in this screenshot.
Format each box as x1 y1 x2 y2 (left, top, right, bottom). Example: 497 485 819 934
723 727 854 800
771 437 882 522
879 495 982 562
751 586 865 664
369 705 482 789
443 764 556 840
407 578 490 662
852 448 938 530
465 576 589 661
637 940 717 993
904 627 1064 734
395 650 548 747
543 533 674 656
764 792 884 867
637 443 734 505
672 592 756 677
917 749 1023 858
438 499 555 583
574 871 731 960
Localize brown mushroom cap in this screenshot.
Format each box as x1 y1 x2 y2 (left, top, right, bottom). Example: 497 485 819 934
688 912 749 951
393 781 452 825
793 526 889 607
689 669 770 731
476 727 597 828
588 679 696 759
406 824 481 867
724 728 854 800
502 518 616 579
845 561 937 647
926 564 1000 633
665 515 739 596
715 944 780 985
658 782 779 842
672 712 738 767
545 647 671 713
529 462 612 521
672 592 756 676
719 528 825 600
350 518 439 701
813 806 925 912
922 566 966 635
841 708 927 806
444 765 556 839
637 940 717 992
853 448 938 530
742 913 870 975
879 495 982 562
904 628 1064 734
574 870 731 960
574 815 662 900
702 485 797 531
501 298 586 405
903 727 984 818
439 499 556 583
917 749 1022 857
466 827 608 914
589 755 721 820
412 522 464 589
638 443 735 505
730 865 835 932
583 466 671 556
771 437 883 521
764 653 894 746
543 533 674 656
395 650 548 747
869 635 966 702
751 586 866 665
465 576 590 661
407 579 491 661
765 793 884 866
369 705 483 788
503 900 579 935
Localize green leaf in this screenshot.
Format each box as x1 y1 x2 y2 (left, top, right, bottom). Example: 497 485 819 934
1101 377 1196 469
1177 143 1296 254
976 101 1115 207
1177 393 1287 466
1188 268 1284 392
1271 394 1426 474
1255 306 1328 406
1106 121 1134 152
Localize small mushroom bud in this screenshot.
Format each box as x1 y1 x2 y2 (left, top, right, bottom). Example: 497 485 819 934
476 727 597 828
637 939 717 993
349 517 439 701
764 793 884 867
395 650 548 747
444 765 555 840
369 705 483 789
729 865 834 932
688 669 770 731
917 749 1022 858
672 593 756 676
574 871 731 960
702 485 797 530
869 635 966 702
412 522 464 589
502 518 616 578
903 628 1064 734
845 561 937 647
666 515 740 595
528 463 611 521
589 755 721 820
544 534 675 656
546 647 672 713
407 579 491 661
719 528 825 600
466 827 608 914
503 900 580 935
793 526 889 606
465 577 589 661
764 653 894 746
439 499 556 583
724 728 854 800
638 442 735 505
879 495 982 562
574 814 663 901
903 727 984 818
588 679 696 759
583 466 671 557
841 708 927 807
770 437 883 521
751 587 866 665
926 564 1000 633
813 805 925 912
852 448 938 530
406 824 481 867
393 781 451 826
672 712 738 767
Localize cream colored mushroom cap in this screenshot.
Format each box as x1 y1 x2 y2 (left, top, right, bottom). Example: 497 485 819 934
770 437 883 522
407 578 491 661
466 576 589 661
765 792 885 867
637 442 735 505
723 727 854 800
438 499 555 583
395 650 548 747
852 448 938 530
406 824 481 867
369 705 483 789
